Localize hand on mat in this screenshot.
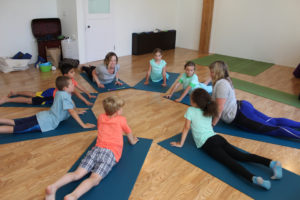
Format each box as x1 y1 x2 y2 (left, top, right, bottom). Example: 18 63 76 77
164 94 172 99
88 94 96 99
144 80 149 85
131 136 139 145
127 134 139 145
161 83 167 87
85 101 94 106
170 141 183 148
77 110 87 115
175 98 183 102
115 81 123 86
97 83 105 88
83 123 96 129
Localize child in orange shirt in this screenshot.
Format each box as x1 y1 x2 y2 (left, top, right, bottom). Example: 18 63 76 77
45 96 139 200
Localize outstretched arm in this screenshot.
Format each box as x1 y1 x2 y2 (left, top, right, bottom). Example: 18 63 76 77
115 72 123 86
144 65 152 85
170 119 191 147
203 77 212 85
165 82 180 98
161 66 167 87
68 109 96 128
175 86 191 102
75 84 96 99
126 133 139 145
212 98 226 126
73 90 93 106
92 69 105 88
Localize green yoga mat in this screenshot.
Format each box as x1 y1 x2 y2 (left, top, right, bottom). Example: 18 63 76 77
192 54 274 76
231 78 300 108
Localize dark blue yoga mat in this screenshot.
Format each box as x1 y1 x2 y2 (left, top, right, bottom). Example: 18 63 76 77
158 133 300 200
0 109 97 145
163 82 212 106
56 136 152 200
0 93 99 108
133 72 180 93
214 121 300 149
80 73 131 93
164 90 191 105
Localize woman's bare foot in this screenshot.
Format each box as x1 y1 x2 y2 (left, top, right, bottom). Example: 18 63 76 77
45 185 56 200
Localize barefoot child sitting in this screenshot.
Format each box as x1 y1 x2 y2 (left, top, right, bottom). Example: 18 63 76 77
144 48 169 87
165 61 212 103
45 96 139 200
0 76 96 134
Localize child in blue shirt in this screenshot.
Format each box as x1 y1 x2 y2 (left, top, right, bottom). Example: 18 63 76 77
166 61 212 102
0 64 95 106
144 48 169 87
0 76 95 134
170 88 282 190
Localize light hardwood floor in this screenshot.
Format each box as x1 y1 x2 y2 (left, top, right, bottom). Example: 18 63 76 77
0 48 299 200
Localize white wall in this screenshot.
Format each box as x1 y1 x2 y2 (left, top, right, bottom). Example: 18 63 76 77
0 0 58 63
76 0 202 62
57 0 79 59
112 0 178 57
0 0 203 64
210 0 300 67
175 0 202 50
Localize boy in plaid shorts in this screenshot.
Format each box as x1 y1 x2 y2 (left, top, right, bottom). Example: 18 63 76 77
45 96 139 200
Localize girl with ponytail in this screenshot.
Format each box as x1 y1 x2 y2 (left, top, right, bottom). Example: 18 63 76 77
170 88 282 190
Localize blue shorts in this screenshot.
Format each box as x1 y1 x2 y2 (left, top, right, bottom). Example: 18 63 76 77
32 88 55 105
13 115 41 134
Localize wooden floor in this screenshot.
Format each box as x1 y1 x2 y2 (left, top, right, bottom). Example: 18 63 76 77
0 48 299 200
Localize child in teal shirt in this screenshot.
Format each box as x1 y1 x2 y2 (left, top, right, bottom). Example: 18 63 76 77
170 88 283 190
166 61 212 102
144 48 169 87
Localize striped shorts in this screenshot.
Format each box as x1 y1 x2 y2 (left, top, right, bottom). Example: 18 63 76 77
79 147 116 178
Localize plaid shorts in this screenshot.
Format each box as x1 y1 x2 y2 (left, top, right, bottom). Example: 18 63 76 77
79 147 116 178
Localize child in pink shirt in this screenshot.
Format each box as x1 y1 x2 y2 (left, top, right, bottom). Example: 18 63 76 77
45 96 138 200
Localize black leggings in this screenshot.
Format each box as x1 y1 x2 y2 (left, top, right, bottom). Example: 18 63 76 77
82 66 96 81
201 135 271 182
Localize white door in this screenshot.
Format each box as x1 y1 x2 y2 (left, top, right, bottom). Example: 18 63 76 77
85 0 115 62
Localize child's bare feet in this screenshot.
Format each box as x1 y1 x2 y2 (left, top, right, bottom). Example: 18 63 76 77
45 185 56 200
64 194 77 200
0 96 8 105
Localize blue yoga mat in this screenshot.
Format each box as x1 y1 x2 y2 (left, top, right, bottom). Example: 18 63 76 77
56 136 152 200
133 72 180 93
214 121 300 149
164 90 191 105
158 133 300 200
164 82 213 105
80 73 131 93
0 109 97 145
0 93 99 108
